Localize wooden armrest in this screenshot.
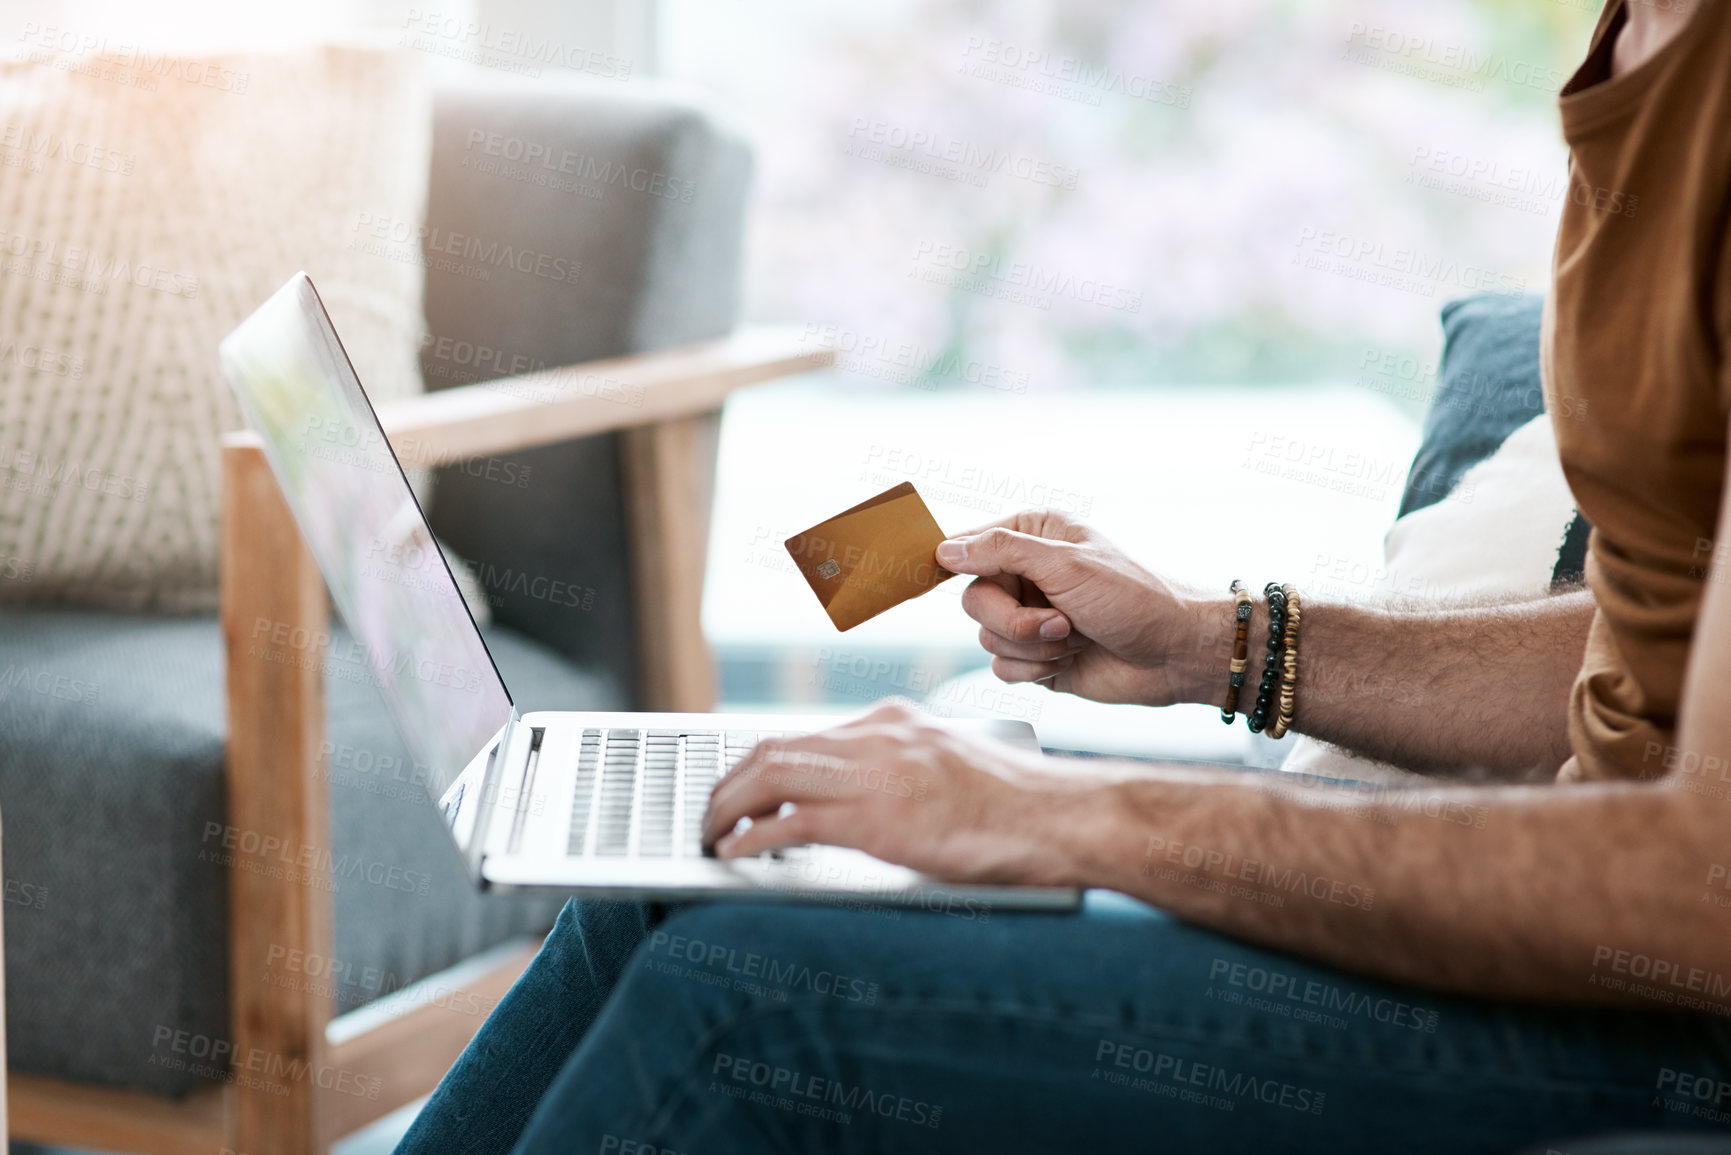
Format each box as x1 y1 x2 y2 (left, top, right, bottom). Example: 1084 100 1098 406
220 325 833 463
207 330 830 1151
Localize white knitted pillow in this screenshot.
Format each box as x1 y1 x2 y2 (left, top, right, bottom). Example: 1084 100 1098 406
0 41 431 610
1280 415 1579 784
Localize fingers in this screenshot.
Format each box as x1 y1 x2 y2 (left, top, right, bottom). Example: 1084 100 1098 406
937 527 1087 592
702 744 835 849
702 706 922 850
699 727 900 855
961 575 1072 644
950 509 1087 543
714 803 849 859
991 653 1075 685
977 624 1083 662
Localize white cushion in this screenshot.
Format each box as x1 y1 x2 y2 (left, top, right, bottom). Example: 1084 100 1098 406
0 41 430 609
1280 414 1577 784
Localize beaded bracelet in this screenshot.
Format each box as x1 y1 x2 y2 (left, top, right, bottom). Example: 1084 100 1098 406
1268 584 1303 739
1246 582 1287 734
1219 580 1253 724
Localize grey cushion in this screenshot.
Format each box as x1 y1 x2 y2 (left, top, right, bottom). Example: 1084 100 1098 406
0 608 618 1095
1400 293 1549 519
420 78 752 703
1401 293 1590 587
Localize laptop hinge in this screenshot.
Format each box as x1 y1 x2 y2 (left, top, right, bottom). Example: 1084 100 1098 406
467 708 521 883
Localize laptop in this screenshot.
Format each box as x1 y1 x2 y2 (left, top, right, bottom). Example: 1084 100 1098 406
219 272 1079 911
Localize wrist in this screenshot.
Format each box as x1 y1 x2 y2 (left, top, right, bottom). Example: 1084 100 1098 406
1038 774 1176 890
1169 588 1243 709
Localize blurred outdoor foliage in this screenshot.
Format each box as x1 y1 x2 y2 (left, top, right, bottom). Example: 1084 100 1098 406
664 0 1600 392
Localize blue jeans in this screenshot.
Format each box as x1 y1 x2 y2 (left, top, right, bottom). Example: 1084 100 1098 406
397 892 1731 1154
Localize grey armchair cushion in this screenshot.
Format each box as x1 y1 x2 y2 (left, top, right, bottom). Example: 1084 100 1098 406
0 608 617 1096
420 78 752 702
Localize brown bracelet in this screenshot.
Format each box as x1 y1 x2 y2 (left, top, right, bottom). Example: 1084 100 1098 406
1269 584 1303 739
1220 580 1252 724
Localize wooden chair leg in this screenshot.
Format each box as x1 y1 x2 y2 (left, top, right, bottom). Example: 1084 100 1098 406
0 809 8 1138
622 412 722 712
220 442 336 1155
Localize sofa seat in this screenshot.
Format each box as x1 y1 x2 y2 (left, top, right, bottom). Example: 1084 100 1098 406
0 607 619 1096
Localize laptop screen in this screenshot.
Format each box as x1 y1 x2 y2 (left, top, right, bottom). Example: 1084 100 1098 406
219 273 515 838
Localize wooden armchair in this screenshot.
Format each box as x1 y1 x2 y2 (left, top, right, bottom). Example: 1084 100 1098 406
5 331 831 1154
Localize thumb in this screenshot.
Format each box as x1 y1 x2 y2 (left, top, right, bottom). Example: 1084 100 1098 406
936 527 1082 587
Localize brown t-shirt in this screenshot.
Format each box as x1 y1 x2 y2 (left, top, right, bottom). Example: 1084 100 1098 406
1546 0 1731 782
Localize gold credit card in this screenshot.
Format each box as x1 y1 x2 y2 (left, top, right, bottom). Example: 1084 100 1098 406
785 482 955 631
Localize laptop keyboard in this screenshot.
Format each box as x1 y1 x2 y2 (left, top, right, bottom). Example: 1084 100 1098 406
565 729 775 858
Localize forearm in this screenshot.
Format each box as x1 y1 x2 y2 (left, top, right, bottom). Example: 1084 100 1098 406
1045 766 1729 1008
1178 589 1593 778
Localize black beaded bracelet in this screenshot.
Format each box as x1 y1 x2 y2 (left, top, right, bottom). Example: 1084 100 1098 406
1246 582 1287 733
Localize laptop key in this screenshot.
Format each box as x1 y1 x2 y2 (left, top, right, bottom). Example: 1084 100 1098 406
595 729 643 856
565 729 604 856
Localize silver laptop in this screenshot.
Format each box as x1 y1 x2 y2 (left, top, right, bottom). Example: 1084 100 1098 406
219 272 1078 911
